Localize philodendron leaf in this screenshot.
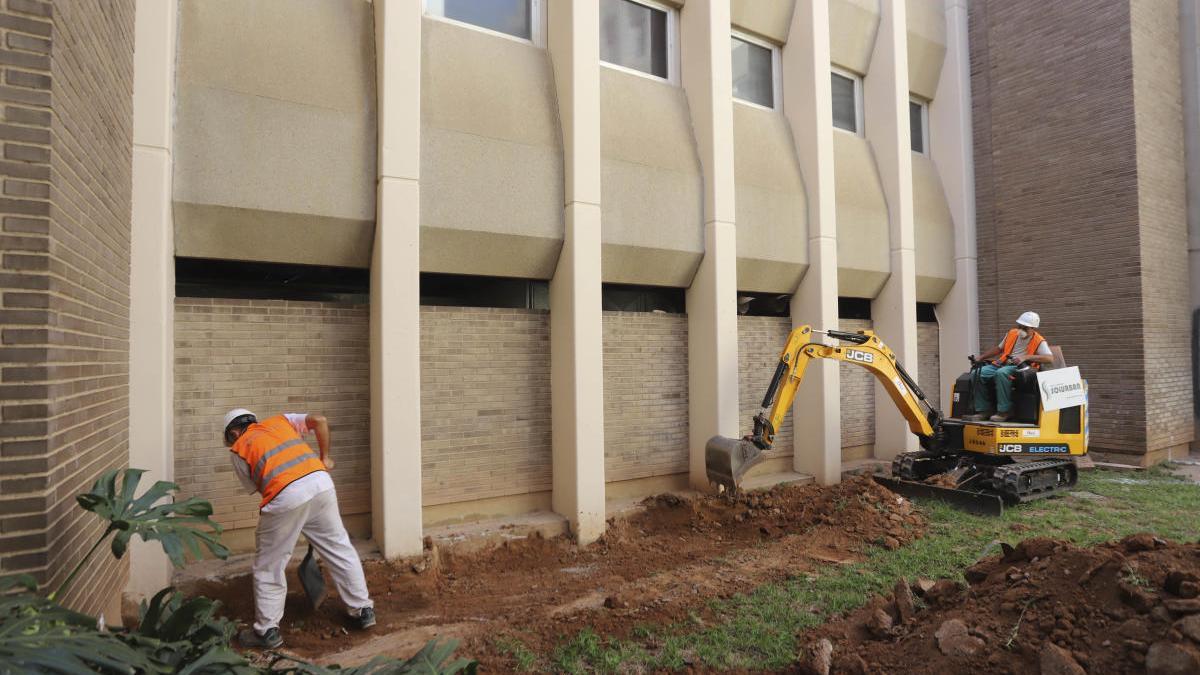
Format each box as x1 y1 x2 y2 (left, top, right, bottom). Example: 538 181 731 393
76 469 230 566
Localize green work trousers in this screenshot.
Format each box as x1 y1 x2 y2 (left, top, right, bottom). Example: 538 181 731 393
974 364 1018 413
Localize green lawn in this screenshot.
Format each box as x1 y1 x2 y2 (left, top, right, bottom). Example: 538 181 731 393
495 466 1200 673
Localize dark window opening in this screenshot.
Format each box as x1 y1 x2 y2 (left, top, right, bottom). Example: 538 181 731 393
838 297 872 321
176 258 368 303
917 302 938 323
737 292 791 317
602 283 685 313
421 272 548 309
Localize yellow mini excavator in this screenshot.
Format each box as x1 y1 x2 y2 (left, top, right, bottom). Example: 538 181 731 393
705 326 1088 515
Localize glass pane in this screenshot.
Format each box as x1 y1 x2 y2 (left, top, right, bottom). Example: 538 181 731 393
910 100 925 153
831 72 857 132
441 0 531 40
731 37 773 107
600 0 668 78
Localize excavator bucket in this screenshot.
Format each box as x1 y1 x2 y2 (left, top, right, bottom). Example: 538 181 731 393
705 435 767 493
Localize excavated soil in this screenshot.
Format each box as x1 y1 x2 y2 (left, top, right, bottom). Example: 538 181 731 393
179 476 923 667
798 535 1200 675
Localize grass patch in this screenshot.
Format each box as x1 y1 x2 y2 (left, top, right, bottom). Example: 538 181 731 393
494 635 539 672
538 468 1200 672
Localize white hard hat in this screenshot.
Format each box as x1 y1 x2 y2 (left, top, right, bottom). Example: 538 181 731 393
223 408 257 435
1016 311 1040 328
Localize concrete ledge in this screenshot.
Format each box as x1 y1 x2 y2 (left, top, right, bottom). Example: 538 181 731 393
841 458 890 478
424 510 569 554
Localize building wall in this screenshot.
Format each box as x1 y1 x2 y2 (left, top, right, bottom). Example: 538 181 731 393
174 298 371 532
604 311 689 482
419 306 552 506
737 316 794 458
1129 0 1193 454
839 318 875 451
971 0 1151 455
0 0 135 618
918 321 941 411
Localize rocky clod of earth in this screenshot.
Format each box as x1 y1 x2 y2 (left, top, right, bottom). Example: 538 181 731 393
797 536 1200 674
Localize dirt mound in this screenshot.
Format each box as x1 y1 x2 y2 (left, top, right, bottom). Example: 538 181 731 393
798 535 1200 675
181 476 923 666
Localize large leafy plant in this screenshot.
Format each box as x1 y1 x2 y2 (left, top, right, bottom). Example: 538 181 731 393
0 468 476 674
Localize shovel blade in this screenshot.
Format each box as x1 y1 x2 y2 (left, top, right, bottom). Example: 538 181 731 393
298 544 327 610
705 435 765 493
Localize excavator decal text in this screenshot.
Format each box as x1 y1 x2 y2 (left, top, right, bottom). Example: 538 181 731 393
845 350 874 364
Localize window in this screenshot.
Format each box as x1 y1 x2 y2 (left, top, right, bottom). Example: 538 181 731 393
838 297 871 320
600 0 676 81
425 0 539 44
731 33 779 109
831 69 862 134
737 292 790 317
602 284 685 313
421 273 549 309
916 303 938 323
175 258 368 303
910 97 929 154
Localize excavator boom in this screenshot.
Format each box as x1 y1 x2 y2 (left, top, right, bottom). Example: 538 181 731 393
705 325 939 492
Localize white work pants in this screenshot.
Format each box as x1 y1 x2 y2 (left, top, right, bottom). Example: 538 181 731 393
252 488 373 633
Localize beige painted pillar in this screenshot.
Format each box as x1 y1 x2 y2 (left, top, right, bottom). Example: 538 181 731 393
866 0 920 460
782 0 842 485
681 0 741 491
930 0 979 412
127 0 177 601
1181 0 1200 450
547 0 606 544
371 0 424 558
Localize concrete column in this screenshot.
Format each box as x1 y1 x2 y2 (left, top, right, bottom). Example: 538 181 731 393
1182 0 1200 451
127 0 177 601
371 0 423 558
681 0 740 491
865 0 919 460
930 0 979 416
547 0 606 544
782 0 841 485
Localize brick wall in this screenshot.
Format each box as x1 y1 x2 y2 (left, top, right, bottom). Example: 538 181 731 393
1130 0 1193 453
738 316 793 457
971 0 1152 454
0 0 135 617
604 311 689 482
918 322 941 411
174 299 371 531
839 318 874 449
420 306 551 505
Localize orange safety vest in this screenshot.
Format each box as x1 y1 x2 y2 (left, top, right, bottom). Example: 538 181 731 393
230 415 326 509
997 328 1047 369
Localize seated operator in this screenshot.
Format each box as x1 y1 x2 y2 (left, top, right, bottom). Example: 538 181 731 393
965 311 1053 423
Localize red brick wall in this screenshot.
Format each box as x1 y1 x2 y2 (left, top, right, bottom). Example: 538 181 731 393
0 0 135 617
970 0 1152 455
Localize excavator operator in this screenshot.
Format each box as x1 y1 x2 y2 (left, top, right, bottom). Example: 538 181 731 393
965 311 1053 422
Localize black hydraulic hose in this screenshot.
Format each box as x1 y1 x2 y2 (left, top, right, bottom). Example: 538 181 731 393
760 360 788 409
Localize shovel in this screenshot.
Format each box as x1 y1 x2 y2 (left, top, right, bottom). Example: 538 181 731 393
297 544 327 610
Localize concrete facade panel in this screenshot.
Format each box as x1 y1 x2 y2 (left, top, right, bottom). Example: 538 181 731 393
905 0 946 100
174 203 373 268
834 132 890 298
173 0 377 265
730 0 795 44
604 312 689 482
601 68 703 286
829 0 880 74
420 17 564 279
419 306 552 506
734 103 808 293
913 153 955 303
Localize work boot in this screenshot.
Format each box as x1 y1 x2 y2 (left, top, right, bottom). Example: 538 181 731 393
990 411 1012 423
355 606 376 630
963 412 992 422
238 627 283 649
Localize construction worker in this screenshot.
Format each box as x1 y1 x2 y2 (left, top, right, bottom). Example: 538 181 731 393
222 408 375 649
966 311 1054 422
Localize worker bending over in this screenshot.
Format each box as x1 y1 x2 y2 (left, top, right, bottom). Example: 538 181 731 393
223 408 375 649
966 311 1053 422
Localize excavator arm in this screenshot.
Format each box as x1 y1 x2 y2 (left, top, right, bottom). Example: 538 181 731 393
705 325 942 492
